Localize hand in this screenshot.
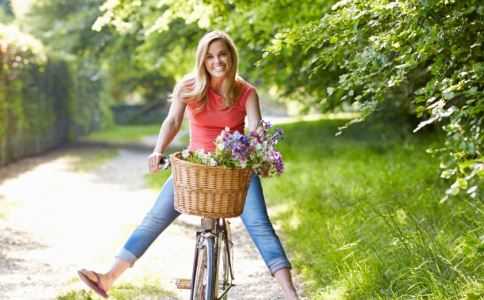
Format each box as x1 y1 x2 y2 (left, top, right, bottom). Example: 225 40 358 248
148 152 165 173
258 163 271 177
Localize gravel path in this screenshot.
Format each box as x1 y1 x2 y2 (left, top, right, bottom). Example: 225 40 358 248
0 139 306 299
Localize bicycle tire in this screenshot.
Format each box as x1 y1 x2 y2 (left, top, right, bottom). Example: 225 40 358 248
217 220 234 300
192 244 206 300
205 236 217 299
192 236 217 300
218 233 230 300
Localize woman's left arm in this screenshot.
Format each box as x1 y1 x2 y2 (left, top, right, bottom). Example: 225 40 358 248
246 88 262 132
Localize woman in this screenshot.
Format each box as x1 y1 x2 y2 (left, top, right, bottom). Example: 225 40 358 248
78 31 299 300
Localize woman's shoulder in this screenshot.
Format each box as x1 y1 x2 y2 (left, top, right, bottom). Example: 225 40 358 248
236 77 256 94
235 77 257 108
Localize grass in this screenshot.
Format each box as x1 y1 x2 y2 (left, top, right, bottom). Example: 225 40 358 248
141 116 483 299
261 118 484 299
57 281 178 300
82 122 190 145
83 125 161 144
145 169 172 190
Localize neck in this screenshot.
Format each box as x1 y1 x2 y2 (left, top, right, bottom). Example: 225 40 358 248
210 77 225 93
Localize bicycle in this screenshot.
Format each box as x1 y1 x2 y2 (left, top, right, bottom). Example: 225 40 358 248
178 216 235 300
160 154 248 300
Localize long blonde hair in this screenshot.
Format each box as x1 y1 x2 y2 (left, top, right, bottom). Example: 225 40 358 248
171 31 242 109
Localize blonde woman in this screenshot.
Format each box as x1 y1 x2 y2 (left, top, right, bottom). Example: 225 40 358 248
78 31 299 300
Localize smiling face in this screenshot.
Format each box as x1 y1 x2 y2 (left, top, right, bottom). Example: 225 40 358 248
204 39 232 79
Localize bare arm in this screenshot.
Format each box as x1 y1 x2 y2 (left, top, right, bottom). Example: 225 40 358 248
148 98 186 172
245 88 262 132
153 98 186 154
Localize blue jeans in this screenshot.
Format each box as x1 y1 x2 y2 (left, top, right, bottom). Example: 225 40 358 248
117 174 291 274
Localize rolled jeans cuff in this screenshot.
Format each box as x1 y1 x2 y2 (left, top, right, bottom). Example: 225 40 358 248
116 248 138 267
268 257 291 275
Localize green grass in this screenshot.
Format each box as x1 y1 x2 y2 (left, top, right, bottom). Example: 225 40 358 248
83 125 161 144
260 118 484 299
57 282 178 300
82 122 190 145
145 169 172 190
140 116 483 299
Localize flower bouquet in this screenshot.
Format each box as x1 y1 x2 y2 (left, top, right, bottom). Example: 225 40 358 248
170 120 284 218
180 120 284 177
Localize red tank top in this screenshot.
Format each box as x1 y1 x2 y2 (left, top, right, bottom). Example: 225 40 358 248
187 82 254 152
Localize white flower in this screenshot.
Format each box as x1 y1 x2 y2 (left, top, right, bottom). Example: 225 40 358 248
208 158 217 166
181 149 191 159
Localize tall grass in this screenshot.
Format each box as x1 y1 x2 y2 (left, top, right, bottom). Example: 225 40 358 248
262 118 483 299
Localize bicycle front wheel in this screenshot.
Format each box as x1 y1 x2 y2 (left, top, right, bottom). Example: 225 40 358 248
192 236 217 300
217 221 233 300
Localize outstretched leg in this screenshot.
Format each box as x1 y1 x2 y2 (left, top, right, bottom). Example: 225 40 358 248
78 176 180 294
241 175 299 300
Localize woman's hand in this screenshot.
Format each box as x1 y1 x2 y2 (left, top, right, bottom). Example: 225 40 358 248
148 152 165 173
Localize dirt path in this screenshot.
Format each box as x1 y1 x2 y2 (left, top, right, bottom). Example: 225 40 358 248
0 141 305 299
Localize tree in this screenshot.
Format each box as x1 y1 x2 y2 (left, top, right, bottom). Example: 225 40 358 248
94 0 483 200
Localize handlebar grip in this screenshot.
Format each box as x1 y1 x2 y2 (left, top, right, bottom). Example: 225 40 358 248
158 156 171 170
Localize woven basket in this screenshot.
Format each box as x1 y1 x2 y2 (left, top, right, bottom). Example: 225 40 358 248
170 152 252 218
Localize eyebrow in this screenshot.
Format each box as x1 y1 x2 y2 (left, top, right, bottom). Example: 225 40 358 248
207 50 228 56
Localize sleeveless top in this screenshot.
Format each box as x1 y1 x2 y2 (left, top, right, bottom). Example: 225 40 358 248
186 82 255 152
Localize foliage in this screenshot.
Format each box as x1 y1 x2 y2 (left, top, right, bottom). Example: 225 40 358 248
270 0 484 201
19 0 199 103
0 0 13 22
0 21 112 165
93 0 336 97
94 0 483 200
263 118 483 299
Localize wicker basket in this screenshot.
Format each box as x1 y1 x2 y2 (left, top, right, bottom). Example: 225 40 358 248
170 152 253 218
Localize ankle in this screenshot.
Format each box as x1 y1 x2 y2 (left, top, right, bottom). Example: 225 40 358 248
285 288 299 300
105 272 117 285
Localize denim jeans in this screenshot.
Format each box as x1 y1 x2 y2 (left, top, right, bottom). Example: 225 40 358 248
117 174 291 274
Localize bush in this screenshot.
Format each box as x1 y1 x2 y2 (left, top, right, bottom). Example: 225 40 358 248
0 23 113 165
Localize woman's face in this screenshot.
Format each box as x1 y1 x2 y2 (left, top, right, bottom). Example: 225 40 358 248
204 39 232 79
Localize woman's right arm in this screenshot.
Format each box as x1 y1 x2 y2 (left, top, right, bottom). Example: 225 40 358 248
148 97 186 172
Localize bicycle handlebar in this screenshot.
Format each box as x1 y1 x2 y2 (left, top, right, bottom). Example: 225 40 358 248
158 156 171 170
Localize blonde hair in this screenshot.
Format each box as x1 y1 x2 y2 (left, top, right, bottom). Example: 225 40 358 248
171 31 242 109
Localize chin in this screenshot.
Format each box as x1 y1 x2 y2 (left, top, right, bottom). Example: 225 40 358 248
210 72 228 79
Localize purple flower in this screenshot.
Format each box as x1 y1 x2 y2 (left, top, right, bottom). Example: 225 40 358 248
200 120 285 175
271 128 284 144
